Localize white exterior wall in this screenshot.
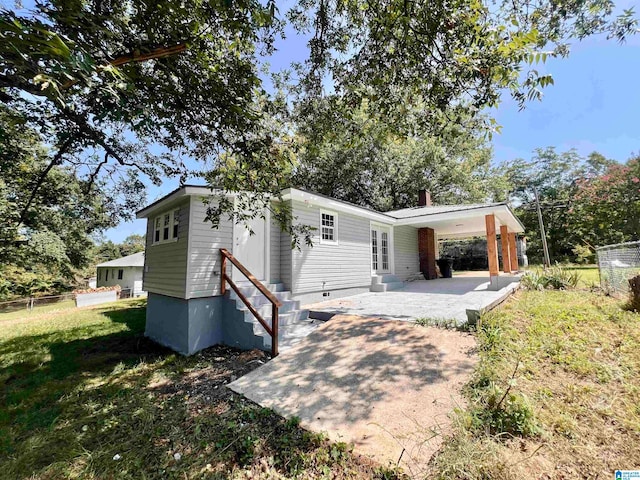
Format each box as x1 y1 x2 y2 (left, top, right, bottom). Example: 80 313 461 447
393 226 420 281
280 201 293 290
289 200 375 295
143 198 190 298
97 266 144 296
270 215 281 284
185 196 234 299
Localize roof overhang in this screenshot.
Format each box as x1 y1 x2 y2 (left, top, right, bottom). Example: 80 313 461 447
136 185 227 219
394 204 525 238
281 188 395 224
136 186 525 237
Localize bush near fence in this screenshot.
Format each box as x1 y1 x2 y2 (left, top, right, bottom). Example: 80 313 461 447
596 240 640 298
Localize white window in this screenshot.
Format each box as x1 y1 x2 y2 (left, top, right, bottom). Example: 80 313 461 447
153 207 180 244
320 211 338 244
381 231 389 271
154 217 161 243
371 229 379 270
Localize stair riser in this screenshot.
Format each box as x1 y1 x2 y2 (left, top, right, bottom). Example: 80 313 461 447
229 291 291 304
229 282 285 296
246 310 310 330
238 299 301 316
371 274 402 284
370 281 404 292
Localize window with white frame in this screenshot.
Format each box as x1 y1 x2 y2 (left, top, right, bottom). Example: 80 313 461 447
381 231 389 270
153 207 180 244
320 211 337 244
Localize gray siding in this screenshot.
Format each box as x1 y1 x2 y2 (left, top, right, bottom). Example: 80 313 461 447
186 196 233 299
269 215 281 283
290 200 373 295
393 226 419 281
143 199 190 298
279 200 293 291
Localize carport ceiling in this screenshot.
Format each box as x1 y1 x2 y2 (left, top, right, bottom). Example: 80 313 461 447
394 205 524 239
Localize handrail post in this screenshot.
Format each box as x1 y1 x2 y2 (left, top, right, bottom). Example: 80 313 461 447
271 303 279 358
220 252 227 295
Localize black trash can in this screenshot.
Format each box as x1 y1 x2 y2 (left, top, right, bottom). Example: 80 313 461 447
437 258 453 278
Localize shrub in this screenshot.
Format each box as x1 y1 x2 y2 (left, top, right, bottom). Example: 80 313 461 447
471 384 539 437
628 275 640 312
572 244 595 264
521 265 580 290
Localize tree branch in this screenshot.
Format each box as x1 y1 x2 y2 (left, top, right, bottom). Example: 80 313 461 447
61 43 188 89
17 135 75 228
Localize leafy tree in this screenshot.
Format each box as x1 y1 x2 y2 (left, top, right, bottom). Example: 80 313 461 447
504 147 638 264
0 107 117 280
94 234 146 264
504 147 584 263
294 100 509 210
119 234 146 257
1 0 282 230
569 155 640 249
2 0 636 237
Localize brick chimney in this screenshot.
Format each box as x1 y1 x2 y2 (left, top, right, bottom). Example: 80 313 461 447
418 189 432 207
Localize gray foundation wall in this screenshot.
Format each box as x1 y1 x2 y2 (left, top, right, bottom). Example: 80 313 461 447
146 292 261 355
293 286 370 306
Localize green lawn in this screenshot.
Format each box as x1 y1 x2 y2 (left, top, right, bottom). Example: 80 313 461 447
430 288 640 478
0 299 400 479
0 299 76 322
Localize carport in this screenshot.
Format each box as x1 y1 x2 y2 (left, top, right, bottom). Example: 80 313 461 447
387 193 525 288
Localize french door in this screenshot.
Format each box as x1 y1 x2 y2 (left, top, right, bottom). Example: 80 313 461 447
371 226 390 273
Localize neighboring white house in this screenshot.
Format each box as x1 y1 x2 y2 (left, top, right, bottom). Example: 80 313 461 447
96 251 146 297
136 185 525 355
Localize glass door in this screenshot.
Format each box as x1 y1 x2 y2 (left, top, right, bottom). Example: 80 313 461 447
371 227 390 273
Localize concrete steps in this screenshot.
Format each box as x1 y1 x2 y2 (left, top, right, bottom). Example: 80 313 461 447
370 274 405 292
225 281 317 353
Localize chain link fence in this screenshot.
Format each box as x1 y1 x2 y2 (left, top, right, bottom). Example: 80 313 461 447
0 293 76 314
596 240 640 297
0 289 137 314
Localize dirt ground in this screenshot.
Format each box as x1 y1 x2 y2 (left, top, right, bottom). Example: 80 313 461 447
229 315 478 477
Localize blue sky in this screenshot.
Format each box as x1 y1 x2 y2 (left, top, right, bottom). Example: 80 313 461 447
103 21 640 243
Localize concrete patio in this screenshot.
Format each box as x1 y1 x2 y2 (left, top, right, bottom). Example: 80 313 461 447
228 314 477 475
305 273 521 324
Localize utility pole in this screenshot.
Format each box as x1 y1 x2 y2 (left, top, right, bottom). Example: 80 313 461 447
534 188 551 268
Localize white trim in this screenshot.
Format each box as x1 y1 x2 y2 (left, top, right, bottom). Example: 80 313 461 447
185 195 196 299
394 204 524 232
265 208 271 283
389 225 396 275
136 186 232 219
319 209 339 245
282 188 394 224
151 207 181 246
370 222 392 274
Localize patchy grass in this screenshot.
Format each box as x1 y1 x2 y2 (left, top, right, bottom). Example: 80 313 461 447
0 299 404 479
0 299 76 322
429 289 640 479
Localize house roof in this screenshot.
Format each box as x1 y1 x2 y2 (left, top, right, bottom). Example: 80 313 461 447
135 185 525 237
385 203 506 219
97 251 145 268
